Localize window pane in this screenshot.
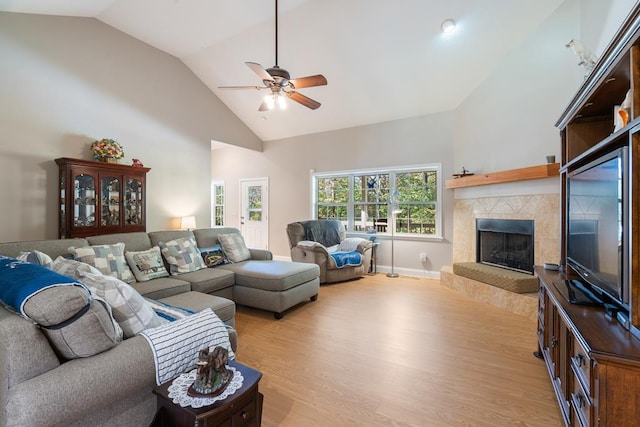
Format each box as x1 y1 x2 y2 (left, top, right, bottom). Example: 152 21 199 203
215 206 224 226
315 166 438 236
213 183 224 226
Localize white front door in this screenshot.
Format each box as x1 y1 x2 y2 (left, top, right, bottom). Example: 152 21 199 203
240 178 269 250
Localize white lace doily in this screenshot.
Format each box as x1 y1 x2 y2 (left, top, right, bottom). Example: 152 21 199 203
167 366 243 408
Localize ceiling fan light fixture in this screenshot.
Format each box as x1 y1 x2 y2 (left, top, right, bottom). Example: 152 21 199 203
263 92 287 111
441 19 457 34
277 93 287 110
264 93 276 110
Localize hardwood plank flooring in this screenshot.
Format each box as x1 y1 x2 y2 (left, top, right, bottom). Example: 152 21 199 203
234 274 562 426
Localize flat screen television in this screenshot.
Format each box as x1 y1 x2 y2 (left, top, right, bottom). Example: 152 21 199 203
566 146 628 310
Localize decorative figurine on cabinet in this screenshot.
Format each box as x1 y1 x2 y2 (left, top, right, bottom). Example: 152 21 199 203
132 158 144 167
188 346 232 397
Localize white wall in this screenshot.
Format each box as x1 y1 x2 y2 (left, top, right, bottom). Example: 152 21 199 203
581 0 638 56
0 12 262 241
454 0 582 176
212 112 456 276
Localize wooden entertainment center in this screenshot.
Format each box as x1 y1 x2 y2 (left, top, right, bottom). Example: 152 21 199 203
537 4 640 426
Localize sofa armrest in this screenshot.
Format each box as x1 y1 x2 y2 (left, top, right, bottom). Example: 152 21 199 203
356 239 374 253
249 248 273 260
5 336 155 427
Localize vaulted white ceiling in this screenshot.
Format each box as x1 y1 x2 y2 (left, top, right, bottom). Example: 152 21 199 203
0 0 565 141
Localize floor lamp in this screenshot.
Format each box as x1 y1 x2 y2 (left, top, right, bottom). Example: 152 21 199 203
387 207 402 278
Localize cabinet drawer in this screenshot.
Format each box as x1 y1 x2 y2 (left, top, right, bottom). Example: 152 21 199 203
571 335 591 395
571 372 592 427
232 398 257 426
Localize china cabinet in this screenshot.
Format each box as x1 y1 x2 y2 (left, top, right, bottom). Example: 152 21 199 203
55 157 150 238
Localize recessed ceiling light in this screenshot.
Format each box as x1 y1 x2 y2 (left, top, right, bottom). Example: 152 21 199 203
441 19 456 34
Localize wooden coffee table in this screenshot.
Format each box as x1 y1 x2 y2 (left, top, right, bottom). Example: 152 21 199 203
151 360 263 427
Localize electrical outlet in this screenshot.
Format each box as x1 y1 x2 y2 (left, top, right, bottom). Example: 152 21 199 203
419 252 427 262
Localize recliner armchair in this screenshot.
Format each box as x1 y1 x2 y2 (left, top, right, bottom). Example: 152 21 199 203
286 220 374 283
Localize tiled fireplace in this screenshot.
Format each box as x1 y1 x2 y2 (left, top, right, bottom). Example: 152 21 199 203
442 191 560 320
453 193 560 268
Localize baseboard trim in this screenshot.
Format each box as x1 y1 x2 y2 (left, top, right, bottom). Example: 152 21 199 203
271 256 440 279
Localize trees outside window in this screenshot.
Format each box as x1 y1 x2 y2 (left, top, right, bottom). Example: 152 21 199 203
312 165 441 237
212 182 224 226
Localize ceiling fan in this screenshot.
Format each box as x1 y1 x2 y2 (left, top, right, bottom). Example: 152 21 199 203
218 0 327 111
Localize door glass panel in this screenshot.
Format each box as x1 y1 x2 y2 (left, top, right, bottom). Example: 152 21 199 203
102 176 120 226
74 174 96 227
125 178 143 225
248 185 262 221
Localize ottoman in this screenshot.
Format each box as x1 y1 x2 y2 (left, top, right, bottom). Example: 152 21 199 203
220 261 320 319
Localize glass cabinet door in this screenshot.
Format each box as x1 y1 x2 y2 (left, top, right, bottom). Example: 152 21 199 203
125 178 143 225
74 174 96 227
101 176 120 226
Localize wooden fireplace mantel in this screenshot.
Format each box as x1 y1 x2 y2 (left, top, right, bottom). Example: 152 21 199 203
445 163 560 189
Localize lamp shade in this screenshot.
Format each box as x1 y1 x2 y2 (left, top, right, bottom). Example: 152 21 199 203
180 215 196 230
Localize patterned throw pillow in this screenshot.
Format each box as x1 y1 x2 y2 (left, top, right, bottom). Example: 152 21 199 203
158 237 206 275
17 250 53 268
78 271 164 338
68 243 135 284
51 256 102 278
217 233 251 263
124 246 170 282
198 244 229 268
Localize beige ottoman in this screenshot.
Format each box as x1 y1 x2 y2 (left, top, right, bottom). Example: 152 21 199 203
220 261 320 319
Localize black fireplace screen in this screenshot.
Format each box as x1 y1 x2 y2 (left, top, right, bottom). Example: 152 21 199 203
476 218 534 274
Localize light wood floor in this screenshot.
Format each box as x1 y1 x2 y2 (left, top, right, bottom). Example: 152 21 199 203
234 274 562 427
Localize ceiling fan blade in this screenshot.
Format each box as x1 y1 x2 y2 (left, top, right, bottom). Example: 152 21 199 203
246 62 274 82
218 85 265 90
289 74 327 89
286 91 321 110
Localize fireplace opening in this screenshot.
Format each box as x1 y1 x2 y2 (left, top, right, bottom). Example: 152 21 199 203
476 218 534 274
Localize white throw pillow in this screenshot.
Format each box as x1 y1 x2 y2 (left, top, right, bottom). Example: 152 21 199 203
17 250 53 268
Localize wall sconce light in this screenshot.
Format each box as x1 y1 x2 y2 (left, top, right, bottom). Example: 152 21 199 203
181 215 196 230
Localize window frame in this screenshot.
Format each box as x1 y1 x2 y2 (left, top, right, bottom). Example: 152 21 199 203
311 164 443 240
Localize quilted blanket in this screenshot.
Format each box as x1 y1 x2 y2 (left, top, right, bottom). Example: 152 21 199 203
140 308 235 385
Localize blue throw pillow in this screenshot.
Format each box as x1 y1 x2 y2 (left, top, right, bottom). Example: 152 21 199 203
198 244 229 268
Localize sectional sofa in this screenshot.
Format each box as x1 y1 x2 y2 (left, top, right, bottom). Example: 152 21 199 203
0 227 320 427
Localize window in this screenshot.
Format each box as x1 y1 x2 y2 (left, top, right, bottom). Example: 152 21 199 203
312 165 441 238
212 182 224 226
